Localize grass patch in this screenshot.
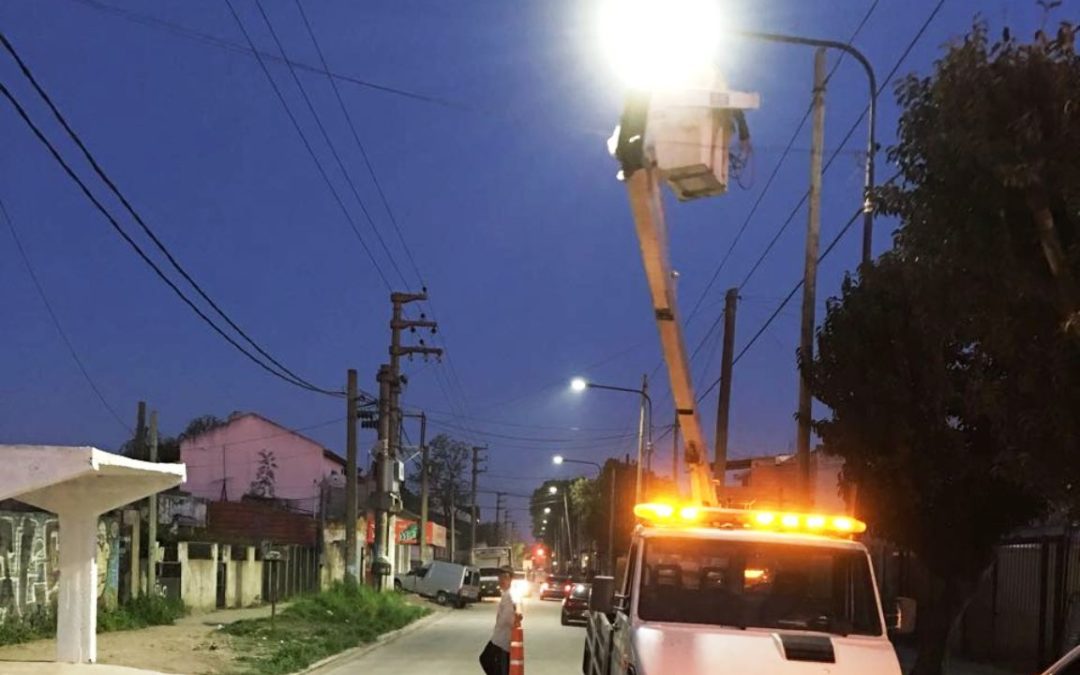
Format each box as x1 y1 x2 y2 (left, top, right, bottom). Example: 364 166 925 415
98 594 187 633
223 583 428 674
0 604 56 646
0 595 186 647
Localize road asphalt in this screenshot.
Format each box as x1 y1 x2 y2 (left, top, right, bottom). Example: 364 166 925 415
312 593 585 675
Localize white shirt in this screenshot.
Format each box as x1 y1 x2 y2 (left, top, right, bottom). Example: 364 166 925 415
490 591 516 651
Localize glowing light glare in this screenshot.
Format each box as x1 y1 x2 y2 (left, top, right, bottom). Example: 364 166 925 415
553 455 565 465
544 508 551 514
570 377 588 393
754 512 775 526
832 516 865 533
780 513 800 528
744 568 765 580
549 486 558 495
806 515 827 530
678 506 701 521
598 0 723 91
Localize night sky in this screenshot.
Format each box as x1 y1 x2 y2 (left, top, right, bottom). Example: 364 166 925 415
0 0 1046 525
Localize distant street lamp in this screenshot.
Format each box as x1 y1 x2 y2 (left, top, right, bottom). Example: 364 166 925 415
571 376 652 503
554 454 616 575
544 507 552 514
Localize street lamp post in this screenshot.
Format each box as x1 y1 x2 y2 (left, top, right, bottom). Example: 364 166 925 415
570 376 652 503
731 30 878 265
554 455 615 575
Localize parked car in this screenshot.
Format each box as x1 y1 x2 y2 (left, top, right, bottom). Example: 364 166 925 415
394 561 480 608
478 567 503 598
561 582 591 626
539 574 572 601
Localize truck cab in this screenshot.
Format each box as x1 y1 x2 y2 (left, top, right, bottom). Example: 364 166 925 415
584 504 911 675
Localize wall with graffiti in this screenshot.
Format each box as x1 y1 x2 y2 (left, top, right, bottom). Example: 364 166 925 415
0 510 121 621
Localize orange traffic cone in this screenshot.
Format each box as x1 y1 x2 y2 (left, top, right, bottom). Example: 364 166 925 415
509 613 525 675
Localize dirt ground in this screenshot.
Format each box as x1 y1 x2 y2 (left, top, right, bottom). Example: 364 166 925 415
0 605 281 675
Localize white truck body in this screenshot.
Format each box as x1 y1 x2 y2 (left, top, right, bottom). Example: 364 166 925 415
584 526 903 675
395 560 480 607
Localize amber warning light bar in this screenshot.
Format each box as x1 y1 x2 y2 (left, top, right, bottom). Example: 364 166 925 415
633 503 867 537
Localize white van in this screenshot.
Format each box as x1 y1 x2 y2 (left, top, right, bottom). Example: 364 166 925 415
395 560 480 608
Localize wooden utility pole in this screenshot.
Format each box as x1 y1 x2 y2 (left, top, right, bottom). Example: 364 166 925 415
147 410 158 595
797 49 827 509
135 402 147 460
345 368 359 586
714 288 738 501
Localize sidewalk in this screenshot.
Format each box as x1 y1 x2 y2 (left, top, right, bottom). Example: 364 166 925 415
0 603 286 674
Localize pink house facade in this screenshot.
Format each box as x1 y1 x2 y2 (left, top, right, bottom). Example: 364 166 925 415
179 413 346 513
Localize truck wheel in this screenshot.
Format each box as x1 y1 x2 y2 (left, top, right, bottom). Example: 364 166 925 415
436 591 448 606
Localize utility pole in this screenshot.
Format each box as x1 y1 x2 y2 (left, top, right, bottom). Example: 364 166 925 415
797 49 827 509
135 401 146 460
373 365 392 589
417 413 429 564
607 465 616 576
635 373 649 503
373 291 441 588
493 492 504 546
715 288 738 502
672 421 680 483
345 369 359 586
147 410 158 595
470 445 487 561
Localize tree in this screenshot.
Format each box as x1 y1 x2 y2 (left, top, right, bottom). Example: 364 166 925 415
806 19 1080 675
408 433 470 544
248 449 278 498
119 413 225 463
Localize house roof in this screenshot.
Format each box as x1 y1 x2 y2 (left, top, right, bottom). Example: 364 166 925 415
182 412 347 467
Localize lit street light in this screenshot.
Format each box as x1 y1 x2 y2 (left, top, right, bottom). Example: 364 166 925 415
548 485 558 495
544 507 551 514
571 376 652 503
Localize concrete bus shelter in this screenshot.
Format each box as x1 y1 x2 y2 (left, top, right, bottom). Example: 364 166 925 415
0 446 185 664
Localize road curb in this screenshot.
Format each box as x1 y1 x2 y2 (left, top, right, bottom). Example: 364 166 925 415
296 604 451 674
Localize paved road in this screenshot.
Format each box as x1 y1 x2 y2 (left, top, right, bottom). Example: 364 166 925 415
315 595 585 675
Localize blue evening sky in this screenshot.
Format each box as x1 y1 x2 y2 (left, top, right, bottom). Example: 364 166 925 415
0 0 1046 521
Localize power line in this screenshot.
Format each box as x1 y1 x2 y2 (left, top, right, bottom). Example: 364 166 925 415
0 32 347 399
65 0 467 111
0 196 131 433
736 0 944 293
0 79 344 397
679 0 882 346
695 169 903 402
252 0 409 288
293 0 426 288
221 0 392 290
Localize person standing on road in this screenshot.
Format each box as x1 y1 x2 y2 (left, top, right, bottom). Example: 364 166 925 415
479 568 519 675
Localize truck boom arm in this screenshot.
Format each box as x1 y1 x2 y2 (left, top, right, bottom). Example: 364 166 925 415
625 168 718 506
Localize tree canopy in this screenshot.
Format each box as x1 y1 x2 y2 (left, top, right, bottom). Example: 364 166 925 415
807 18 1080 675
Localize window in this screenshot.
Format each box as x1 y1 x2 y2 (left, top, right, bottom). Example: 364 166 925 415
637 537 881 636
623 543 639 601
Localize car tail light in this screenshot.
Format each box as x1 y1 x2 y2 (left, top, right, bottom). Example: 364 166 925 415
564 584 572 594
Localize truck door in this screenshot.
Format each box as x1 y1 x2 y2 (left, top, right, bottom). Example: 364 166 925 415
610 542 640 675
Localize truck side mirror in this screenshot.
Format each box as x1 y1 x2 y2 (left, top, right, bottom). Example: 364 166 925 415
590 576 615 614
887 597 917 635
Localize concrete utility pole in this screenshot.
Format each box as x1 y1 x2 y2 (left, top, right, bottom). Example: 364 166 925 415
672 422 680 484
469 445 487 562
607 466 616 575
635 374 649 503
147 410 158 595
132 402 146 596
714 288 738 502
417 412 429 564
797 49 827 509
345 369 359 586
373 365 392 589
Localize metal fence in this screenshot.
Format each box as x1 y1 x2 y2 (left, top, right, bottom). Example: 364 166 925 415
261 544 320 603
873 529 1079 672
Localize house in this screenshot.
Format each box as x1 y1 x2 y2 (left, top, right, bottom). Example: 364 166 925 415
724 450 847 512
179 412 347 513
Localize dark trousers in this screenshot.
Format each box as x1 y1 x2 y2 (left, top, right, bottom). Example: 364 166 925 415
479 640 509 675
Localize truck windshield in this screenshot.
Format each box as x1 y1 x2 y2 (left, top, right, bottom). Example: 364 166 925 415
638 537 881 636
